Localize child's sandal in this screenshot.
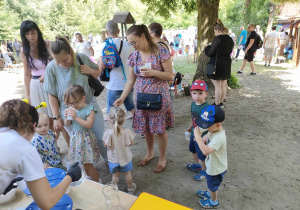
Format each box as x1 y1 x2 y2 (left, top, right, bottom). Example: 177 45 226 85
128 183 137 195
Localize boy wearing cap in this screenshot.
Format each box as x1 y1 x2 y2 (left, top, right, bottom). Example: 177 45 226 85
186 80 209 181
194 105 227 209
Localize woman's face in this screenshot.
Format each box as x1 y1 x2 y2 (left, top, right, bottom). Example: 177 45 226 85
127 34 144 51
53 50 73 69
25 29 38 44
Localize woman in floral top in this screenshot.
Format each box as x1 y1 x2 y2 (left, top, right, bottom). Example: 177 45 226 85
114 24 175 173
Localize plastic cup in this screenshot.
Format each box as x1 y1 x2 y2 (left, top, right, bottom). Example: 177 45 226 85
67 107 75 120
145 63 151 69
185 131 190 141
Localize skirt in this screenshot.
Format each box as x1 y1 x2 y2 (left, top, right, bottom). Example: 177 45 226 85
30 78 53 117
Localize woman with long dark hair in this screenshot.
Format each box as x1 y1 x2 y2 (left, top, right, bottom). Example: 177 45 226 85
20 20 53 126
114 24 174 173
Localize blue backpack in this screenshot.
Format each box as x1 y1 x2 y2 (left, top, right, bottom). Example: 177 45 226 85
101 37 126 81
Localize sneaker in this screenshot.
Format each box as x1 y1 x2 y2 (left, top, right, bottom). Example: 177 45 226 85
128 183 137 195
186 163 202 172
264 63 267 67
194 170 207 181
199 199 220 209
268 64 270 67
250 72 257 75
237 70 243 74
219 103 224 109
197 190 211 200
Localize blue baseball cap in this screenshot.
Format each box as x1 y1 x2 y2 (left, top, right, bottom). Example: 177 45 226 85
195 105 225 129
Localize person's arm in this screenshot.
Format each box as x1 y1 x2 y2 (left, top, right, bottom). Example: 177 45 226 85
239 36 243 45
277 37 280 47
187 121 193 132
205 37 218 57
54 130 60 140
113 66 136 106
49 94 64 131
194 127 215 155
263 36 268 48
21 49 32 103
89 47 94 57
69 109 95 129
245 39 255 54
141 57 173 81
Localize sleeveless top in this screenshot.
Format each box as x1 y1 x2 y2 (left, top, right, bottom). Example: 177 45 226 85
29 58 48 76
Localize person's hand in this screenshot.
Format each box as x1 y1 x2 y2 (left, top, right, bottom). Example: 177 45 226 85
25 96 31 104
194 126 203 141
54 118 63 132
66 162 82 182
3 177 23 195
113 97 125 107
64 109 69 118
140 68 154 77
80 65 92 75
187 127 192 133
67 108 77 119
38 75 45 83
245 49 248 55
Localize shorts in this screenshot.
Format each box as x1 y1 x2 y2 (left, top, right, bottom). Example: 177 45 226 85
109 161 133 174
189 134 206 161
263 48 276 57
107 89 134 113
244 50 256 62
206 170 227 192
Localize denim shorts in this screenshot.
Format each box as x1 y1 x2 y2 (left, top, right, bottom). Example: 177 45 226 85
107 89 134 113
109 161 133 174
206 170 227 192
189 134 206 161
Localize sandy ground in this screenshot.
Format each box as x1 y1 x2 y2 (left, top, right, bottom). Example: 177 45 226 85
1 59 300 210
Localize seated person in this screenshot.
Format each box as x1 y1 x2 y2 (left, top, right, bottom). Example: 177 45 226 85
31 113 65 170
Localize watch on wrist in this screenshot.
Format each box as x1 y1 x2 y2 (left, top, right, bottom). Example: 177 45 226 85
53 116 60 120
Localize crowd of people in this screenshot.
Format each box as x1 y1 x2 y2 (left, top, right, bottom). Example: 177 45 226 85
0 16 295 209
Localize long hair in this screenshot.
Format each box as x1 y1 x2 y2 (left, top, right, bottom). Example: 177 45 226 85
20 20 51 70
108 107 125 137
51 36 75 66
0 99 38 135
126 24 159 55
214 19 229 34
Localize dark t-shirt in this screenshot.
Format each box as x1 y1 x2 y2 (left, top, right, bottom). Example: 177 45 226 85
246 31 257 50
191 101 209 137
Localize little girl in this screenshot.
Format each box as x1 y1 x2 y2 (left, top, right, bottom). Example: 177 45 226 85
31 113 65 170
64 84 100 182
103 107 137 194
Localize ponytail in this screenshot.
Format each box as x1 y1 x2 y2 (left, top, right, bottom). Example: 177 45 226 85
214 19 228 34
109 107 126 137
127 24 159 55
51 35 75 66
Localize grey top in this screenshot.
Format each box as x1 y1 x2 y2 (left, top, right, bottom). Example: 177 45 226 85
43 53 99 110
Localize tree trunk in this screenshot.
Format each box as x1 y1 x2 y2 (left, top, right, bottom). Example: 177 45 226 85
193 0 220 83
265 3 276 37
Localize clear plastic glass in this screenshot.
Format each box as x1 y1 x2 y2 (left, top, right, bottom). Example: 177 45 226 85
102 181 123 210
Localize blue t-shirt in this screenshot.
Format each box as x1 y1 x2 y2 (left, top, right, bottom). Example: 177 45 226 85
239 30 247 45
191 101 209 136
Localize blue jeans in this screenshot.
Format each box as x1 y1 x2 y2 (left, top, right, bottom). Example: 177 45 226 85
106 89 134 113
62 97 107 162
235 44 246 59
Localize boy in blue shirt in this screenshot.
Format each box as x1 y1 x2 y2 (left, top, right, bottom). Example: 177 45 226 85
186 80 209 181
194 105 227 208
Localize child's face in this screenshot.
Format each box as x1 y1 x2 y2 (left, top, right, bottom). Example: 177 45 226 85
35 115 49 135
191 90 207 104
67 95 86 110
208 123 222 133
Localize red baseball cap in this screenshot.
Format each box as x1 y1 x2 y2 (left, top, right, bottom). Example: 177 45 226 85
190 80 207 91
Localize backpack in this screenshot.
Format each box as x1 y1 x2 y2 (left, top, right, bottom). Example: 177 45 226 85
100 37 126 82
255 34 263 49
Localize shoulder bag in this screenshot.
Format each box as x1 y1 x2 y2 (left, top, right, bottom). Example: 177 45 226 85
136 52 162 110
76 54 104 97
206 45 218 76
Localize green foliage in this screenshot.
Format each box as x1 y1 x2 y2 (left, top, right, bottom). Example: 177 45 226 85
227 73 240 89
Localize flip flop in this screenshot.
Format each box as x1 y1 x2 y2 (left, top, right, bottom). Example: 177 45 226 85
139 157 153 166
154 163 166 173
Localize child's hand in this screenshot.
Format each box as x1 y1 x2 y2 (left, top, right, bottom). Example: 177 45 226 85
187 127 192 133
64 109 68 118
194 126 203 141
68 108 77 119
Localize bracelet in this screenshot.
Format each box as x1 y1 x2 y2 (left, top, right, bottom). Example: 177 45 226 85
53 116 60 120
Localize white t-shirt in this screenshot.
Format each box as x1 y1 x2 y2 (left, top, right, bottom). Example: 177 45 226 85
0 128 45 193
99 38 134 90
76 41 92 57
205 130 227 176
265 31 278 48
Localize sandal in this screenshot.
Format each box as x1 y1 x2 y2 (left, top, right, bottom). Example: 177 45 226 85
128 183 137 195
154 163 166 173
197 190 211 199
199 199 219 209
139 157 153 166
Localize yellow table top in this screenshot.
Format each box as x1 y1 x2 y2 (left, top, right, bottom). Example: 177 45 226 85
130 192 193 210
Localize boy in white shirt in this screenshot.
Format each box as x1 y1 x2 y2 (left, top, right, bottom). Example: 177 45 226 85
194 105 227 209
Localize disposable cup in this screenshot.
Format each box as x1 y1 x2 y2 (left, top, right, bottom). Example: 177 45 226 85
185 131 190 141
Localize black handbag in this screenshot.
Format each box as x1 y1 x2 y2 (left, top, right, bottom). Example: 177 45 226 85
76 54 104 97
100 40 123 82
137 92 162 110
206 45 218 76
